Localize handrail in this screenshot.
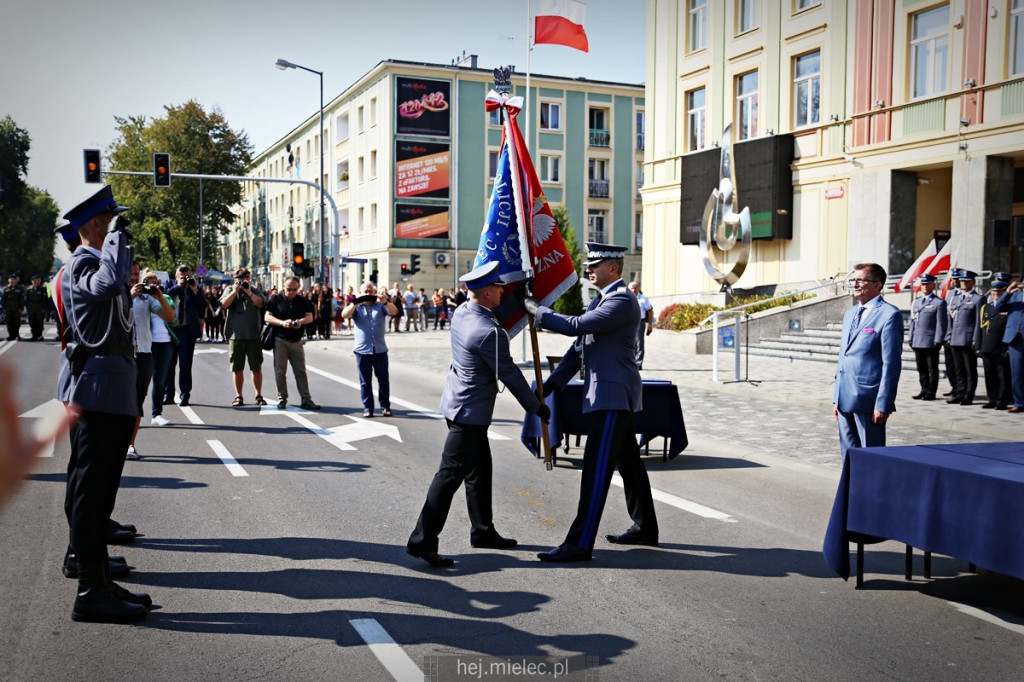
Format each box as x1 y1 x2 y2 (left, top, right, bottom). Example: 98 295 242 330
698 269 853 329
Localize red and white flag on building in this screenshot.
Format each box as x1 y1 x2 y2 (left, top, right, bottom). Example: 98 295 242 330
534 0 590 52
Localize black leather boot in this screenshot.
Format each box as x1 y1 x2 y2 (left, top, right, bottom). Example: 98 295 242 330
101 557 152 609
63 546 130 579
71 563 147 623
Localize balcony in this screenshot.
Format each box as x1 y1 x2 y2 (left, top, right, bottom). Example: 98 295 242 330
588 179 610 198
589 128 610 147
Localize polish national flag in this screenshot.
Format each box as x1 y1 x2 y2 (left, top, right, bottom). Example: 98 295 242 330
894 239 937 293
923 239 951 278
534 0 590 52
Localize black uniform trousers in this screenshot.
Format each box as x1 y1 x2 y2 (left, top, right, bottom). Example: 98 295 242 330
64 410 134 566
949 345 978 400
28 310 45 339
565 410 658 551
408 421 496 553
981 351 1012 407
5 315 20 339
912 346 941 398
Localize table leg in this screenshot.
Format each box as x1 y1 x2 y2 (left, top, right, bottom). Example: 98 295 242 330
856 542 864 589
924 551 931 579
905 545 913 581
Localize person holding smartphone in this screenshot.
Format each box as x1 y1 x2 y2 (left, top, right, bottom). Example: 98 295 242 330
263 276 320 411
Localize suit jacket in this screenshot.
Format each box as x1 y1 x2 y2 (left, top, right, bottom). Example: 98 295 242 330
440 301 540 425
947 289 984 347
59 232 139 417
993 289 1024 344
538 279 643 413
977 298 1009 354
834 296 904 415
908 293 946 349
165 281 206 335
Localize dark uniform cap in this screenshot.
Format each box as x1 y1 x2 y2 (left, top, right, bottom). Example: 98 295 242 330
992 271 1013 283
918 273 936 283
990 280 1008 289
959 270 977 281
54 221 79 242
459 261 506 290
62 184 129 230
30 275 41 281
582 241 627 266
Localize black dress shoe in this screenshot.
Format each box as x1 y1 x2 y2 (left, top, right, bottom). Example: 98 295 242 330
606 529 659 547
981 402 996 409
63 555 130 579
407 547 455 568
922 395 936 401
943 390 955 396
471 534 518 549
107 527 136 545
960 399 973 406
178 395 190 407
110 519 138 534
996 404 1008 410
946 397 962 404
537 544 592 563
109 581 153 608
911 393 925 400
72 586 147 623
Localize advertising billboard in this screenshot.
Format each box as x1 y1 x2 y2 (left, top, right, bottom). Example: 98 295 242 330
396 76 451 138
395 203 449 240
396 141 450 199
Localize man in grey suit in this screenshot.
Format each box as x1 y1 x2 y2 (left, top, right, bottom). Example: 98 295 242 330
834 263 904 460
524 242 660 563
908 273 946 400
946 270 985 405
60 185 151 623
407 262 549 568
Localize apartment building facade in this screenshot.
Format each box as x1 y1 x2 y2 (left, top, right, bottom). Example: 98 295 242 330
643 0 1024 305
222 58 645 293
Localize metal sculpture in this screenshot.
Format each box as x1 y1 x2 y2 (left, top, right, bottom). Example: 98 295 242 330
699 124 752 287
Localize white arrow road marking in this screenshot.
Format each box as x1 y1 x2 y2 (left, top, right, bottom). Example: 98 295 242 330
18 399 69 459
349 618 422 682
260 405 403 451
611 473 736 522
304 364 510 441
207 439 248 477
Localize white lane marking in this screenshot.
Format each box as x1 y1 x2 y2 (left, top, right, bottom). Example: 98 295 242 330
305 364 510 441
180 405 204 425
611 473 736 522
950 602 1024 636
207 439 248 477
349 618 422 682
0 340 13 356
193 348 227 354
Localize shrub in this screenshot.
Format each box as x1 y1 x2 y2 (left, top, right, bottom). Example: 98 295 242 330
654 291 814 332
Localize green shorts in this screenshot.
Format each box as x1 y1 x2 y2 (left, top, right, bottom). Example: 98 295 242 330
229 338 264 372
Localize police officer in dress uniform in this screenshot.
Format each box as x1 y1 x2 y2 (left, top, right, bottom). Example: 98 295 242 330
523 242 660 562
993 274 1024 413
978 276 1012 410
941 269 964 396
60 185 151 623
407 262 549 568
25 274 49 340
3 272 25 340
908 273 946 400
946 270 985 405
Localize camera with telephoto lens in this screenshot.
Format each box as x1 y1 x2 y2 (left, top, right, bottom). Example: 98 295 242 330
185 276 196 285
144 284 161 295
239 281 250 290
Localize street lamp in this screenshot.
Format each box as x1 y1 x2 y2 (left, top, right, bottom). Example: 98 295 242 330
275 57 326 286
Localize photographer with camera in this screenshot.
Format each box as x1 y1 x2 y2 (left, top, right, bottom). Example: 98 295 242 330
264 275 320 411
162 265 206 407
126 263 175 459
219 267 266 407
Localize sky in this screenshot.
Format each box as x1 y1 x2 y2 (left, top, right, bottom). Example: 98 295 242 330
0 0 646 219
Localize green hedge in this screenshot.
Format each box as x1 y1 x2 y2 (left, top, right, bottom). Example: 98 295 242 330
654 292 814 332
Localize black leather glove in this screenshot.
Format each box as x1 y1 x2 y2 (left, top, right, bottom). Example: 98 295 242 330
535 403 551 423
524 296 539 316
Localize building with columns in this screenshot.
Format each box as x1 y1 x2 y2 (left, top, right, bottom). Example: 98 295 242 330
642 0 1024 308
222 57 645 294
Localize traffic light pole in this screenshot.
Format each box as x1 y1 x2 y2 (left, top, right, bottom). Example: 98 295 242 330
102 169 341 291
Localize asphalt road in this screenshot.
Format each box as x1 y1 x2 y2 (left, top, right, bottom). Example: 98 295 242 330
1 329 1022 682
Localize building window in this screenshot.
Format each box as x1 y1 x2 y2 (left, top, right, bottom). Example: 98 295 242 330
336 161 349 190
488 151 499 178
540 102 561 130
370 203 378 234
540 155 561 183
370 150 377 179
795 0 820 10
488 108 501 126
336 113 349 141
738 0 759 33
358 206 365 235
588 159 609 198
793 51 820 128
687 88 707 151
587 209 607 243
357 106 365 133
910 4 950 99
370 97 377 126
589 108 609 147
635 161 644 199
636 111 645 150
689 0 707 52
635 212 643 250
1014 0 1024 76
736 71 759 140
358 156 364 183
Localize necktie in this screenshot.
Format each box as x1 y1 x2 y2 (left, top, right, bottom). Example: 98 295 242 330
850 306 864 343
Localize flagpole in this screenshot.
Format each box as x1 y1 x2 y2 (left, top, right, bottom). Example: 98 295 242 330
523 0 533 366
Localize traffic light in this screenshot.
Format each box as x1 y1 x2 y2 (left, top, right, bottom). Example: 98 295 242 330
153 152 171 187
292 242 308 276
84 149 102 183
401 263 410 276
409 253 421 275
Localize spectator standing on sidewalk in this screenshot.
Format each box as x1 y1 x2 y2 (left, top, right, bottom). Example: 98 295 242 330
403 284 420 332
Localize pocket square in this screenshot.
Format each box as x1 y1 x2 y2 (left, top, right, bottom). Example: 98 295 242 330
862 327 875 333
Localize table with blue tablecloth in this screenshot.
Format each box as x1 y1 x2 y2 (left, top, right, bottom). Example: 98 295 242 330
823 442 1024 586
520 379 688 462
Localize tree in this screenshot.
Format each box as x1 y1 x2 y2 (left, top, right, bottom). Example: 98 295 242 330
0 117 59 278
107 100 253 272
551 204 584 316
